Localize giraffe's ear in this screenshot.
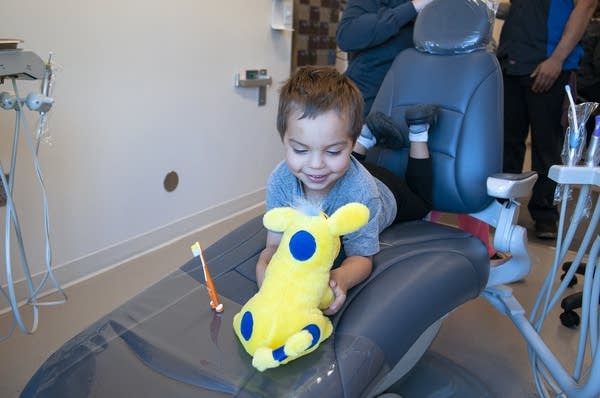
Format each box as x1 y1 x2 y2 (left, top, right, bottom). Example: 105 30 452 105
263 207 299 232
327 203 369 236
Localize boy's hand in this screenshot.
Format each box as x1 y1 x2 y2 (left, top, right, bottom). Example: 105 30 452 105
256 232 282 288
322 255 373 315
322 279 347 315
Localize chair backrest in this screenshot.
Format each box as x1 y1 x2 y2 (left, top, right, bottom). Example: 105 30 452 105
366 0 503 214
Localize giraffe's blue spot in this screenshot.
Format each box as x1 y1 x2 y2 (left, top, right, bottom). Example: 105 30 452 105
303 324 320 349
273 346 287 362
240 311 253 341
289 230 316 261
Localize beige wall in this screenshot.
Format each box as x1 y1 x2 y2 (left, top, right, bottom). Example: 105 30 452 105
0 1 292 308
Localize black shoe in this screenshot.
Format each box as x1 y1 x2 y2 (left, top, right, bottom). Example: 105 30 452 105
405 104 439 130
365 111 407 149
535 220 558 240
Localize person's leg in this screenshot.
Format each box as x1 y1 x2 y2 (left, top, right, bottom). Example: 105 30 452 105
355 112 408 154
526 72 570 238
579 81 600 103
359 159 432 221
404 155 432 210
354 104 436 222
503 74 531 174
393 104 437 221
355 124 377 154
579 82 600 139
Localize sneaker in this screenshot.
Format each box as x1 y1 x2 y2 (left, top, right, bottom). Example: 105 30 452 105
365 111 407 149
535 220 558 240
405 104 439 129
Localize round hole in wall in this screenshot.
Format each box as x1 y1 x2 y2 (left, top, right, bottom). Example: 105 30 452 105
164 171 179 192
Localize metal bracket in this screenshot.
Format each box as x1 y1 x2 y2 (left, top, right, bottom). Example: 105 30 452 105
234 69 272 106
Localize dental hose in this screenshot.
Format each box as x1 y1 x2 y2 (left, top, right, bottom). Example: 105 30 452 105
0 64 66 339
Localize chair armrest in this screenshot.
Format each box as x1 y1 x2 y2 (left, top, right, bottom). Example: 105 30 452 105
469 171 538 286
487 171 538 200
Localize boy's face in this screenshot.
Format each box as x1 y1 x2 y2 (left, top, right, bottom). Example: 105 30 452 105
283 109 354 201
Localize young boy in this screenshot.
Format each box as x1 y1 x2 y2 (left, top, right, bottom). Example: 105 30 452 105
256 65 437 315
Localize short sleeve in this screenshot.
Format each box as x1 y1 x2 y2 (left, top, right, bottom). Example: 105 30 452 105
340 196 383 257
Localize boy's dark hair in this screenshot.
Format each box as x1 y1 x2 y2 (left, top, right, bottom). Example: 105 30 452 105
276 66 364 141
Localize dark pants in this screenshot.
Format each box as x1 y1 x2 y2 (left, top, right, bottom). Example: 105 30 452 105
502 72 571 223
579 82 600 138
579 82 600 103
357 155 433 223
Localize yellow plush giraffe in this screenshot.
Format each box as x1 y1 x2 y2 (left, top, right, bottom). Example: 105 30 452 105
232 202 369 371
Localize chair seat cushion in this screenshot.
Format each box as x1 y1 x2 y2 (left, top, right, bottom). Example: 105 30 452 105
21 216 488 397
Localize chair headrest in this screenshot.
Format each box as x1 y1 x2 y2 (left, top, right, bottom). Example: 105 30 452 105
414 0 495 55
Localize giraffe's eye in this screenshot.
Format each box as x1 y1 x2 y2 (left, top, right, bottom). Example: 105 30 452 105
289 230 316 261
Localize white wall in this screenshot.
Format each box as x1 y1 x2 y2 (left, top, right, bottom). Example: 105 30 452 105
0 1 291 305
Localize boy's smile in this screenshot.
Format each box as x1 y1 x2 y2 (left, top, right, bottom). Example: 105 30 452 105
283 110 355 201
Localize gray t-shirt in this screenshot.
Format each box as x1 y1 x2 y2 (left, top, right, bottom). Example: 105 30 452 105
265 157 397 257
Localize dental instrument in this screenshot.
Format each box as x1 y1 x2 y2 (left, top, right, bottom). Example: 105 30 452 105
585 115 600 167
0 41 65 340
565 85 582 166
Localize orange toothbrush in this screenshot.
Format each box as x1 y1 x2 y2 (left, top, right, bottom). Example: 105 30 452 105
191 242 224 312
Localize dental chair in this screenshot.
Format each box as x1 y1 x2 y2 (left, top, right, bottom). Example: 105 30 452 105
20 1 538 397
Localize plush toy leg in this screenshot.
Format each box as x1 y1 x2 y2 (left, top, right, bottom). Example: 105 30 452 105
252 347 280 371
284 330 314 357
252 330 313 371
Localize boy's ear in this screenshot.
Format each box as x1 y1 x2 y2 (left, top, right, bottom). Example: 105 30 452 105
263 207 298 232
327 203 369 236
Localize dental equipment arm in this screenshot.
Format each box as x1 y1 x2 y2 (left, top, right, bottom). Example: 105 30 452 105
0 42 46 81
482 166 600 398
0 42 65 340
